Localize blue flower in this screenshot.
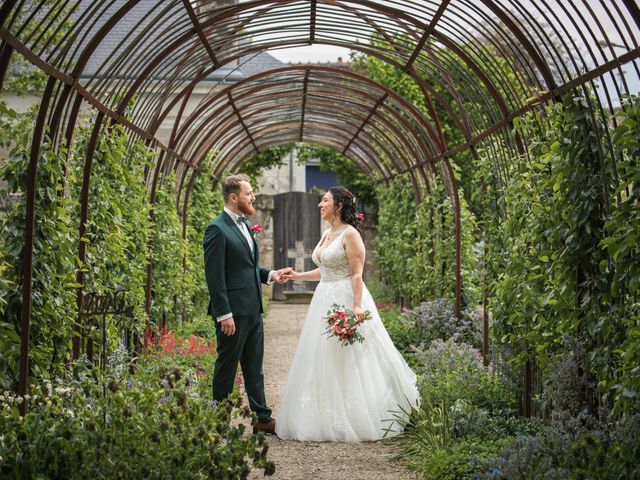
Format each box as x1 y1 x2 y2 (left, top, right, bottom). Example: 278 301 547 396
492 468 501 477
209 400 218 410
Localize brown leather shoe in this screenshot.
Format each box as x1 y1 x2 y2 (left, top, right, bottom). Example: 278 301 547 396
253 419 276 435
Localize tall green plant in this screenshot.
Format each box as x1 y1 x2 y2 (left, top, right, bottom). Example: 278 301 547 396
183 153 224 323
0 103 77 389
375 172 478 307
70 124 153 347
601 95 640 412
491 93 638 413
149 173 185 325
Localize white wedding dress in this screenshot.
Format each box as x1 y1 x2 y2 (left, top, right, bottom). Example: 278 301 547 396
275 227 419 443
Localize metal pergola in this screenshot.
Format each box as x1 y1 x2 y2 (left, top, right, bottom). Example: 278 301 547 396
1 0 639 411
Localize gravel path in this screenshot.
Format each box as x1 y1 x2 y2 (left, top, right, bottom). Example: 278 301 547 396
248 302 418 480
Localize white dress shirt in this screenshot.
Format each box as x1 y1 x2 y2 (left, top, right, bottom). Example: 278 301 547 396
225 207 254 254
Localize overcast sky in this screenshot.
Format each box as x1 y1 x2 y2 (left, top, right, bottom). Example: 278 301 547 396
268 45 353 64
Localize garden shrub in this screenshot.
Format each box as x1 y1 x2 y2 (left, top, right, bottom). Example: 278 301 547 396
415 436 510 480
414 338 516 414
475 413 640 480
378 305 416 358
0 347 274 479
401 298 483 349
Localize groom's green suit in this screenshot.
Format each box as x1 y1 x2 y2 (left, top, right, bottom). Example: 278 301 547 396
203 210 272 422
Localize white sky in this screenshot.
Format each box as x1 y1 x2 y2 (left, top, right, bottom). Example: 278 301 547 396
268 45 353 64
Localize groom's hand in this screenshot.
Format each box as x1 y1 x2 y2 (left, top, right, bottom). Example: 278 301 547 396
220 317 236 336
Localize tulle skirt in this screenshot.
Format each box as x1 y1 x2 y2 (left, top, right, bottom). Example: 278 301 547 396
275 277 419 443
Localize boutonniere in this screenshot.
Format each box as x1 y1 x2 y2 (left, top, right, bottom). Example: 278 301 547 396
250 224 262 237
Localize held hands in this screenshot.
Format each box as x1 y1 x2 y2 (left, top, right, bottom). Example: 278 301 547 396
272 267 295 284
280 268 300 282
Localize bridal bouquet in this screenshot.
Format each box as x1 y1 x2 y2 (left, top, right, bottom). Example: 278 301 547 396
323 304 372 346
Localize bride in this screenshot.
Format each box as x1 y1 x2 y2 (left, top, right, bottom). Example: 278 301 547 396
276 186 419 443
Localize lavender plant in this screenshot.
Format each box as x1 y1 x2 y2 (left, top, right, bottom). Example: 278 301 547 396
401 298 483 349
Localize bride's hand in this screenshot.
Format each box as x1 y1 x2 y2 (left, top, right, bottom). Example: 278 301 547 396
353 305 365 322
281 269 299 281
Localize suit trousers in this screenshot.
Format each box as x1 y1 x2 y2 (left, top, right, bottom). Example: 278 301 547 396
212 312 272 422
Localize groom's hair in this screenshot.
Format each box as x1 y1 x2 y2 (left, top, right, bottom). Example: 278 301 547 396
222 174 250 202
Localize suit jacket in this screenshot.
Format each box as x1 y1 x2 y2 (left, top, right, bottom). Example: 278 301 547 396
203 211 270 318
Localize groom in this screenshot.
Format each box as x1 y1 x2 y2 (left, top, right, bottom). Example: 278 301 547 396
203 174 290 434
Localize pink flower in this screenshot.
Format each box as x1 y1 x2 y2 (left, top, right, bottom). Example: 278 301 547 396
357 213 364 221
322 303 372 346
250 224 262 233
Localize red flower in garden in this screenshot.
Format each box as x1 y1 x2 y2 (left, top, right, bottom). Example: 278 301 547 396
159 331 176 353
144 327 155 347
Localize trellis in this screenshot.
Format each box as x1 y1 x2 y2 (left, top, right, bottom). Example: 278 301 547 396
1 0 638 415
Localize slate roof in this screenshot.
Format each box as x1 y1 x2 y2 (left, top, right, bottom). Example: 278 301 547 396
75 0 285 82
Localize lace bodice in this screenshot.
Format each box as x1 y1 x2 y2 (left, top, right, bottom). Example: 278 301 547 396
312 229 351 281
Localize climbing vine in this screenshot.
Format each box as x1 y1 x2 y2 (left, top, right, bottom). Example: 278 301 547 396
182 153 224 324
0 103 77 389
149 172 185 326
374 172 478 306
491 93 640 414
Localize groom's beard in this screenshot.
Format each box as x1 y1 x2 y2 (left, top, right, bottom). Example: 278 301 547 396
238 202 255 216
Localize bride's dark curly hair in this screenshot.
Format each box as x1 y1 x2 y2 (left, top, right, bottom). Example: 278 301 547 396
329 186 363 234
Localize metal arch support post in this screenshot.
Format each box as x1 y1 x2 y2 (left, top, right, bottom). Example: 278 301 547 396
73 111 105 360
17 75 57 414
440 158 463 320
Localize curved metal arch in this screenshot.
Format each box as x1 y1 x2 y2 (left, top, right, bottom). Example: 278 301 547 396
44 0 513 154
215 119 391 178
185 110 397 194
168 66 444 200
220 126 383 181
175 75 438 180
200 106 426 201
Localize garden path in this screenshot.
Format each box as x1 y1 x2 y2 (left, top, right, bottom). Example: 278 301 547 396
247 302 417 480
